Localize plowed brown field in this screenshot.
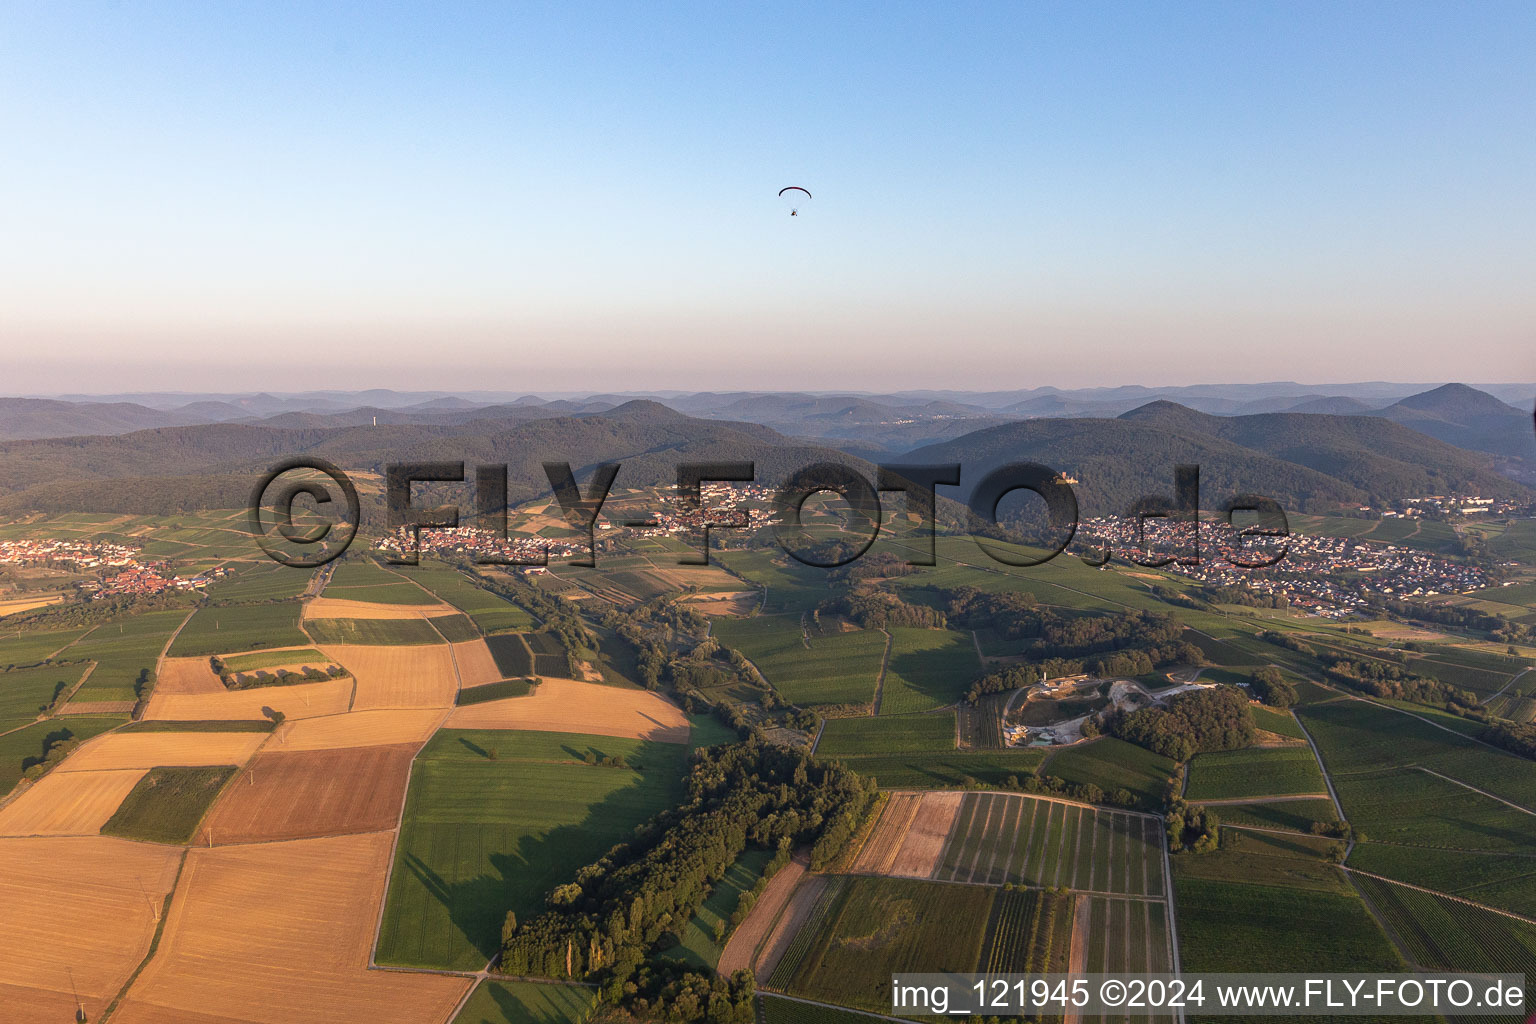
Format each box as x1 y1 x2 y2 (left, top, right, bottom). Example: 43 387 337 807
443 676 690 742
113 832 470 1024
197 744 418 844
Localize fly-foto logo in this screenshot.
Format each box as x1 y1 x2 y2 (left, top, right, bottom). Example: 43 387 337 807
247 458 1289 570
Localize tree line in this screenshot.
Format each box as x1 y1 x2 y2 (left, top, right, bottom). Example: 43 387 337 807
500 741 877 1022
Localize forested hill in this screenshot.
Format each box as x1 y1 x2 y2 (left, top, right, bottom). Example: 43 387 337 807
906 401 1528 516
0 400 875 515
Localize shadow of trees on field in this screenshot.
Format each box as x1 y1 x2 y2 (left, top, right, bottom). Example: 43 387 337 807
387 738 687 967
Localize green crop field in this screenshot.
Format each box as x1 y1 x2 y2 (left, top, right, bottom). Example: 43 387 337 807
877 628 980 715
1331 766 1536 852
1043 737 1176 808
711 550 824 615
759 995 888 1024
667 846 775 969
1206 799 1338 833
1175 876 1402 973
430 613 481 642
815 712 955 757
1175 829 1346 892
451 980 597 1024
1185 748 1328 801
72 609 190 700
303 617 444 646
376 728 691 971
1298 699 1536 810
170 602 308 657
203 564 315 603
101 765 238 844
780 876 995 1014
0 717 123 797
1347 842 1536 918
1250 704 1306 739
485 634 534 677
457 679 535 705
321 556 434 603
120 719 274 733
936 792 1165 896
831 749 1044 790
218 648 334 672
399 563 537 634
327 580 436 603
713 616 885 707
0 662 89 728
1350 874 1536 977
0 626 90 668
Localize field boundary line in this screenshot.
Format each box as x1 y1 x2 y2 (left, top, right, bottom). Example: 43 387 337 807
1194 792 1332 805
1487 666 1532 702
51 622 98 659
758 991 917 1024
1341 865 1536 928
1292 709 1347 828
1408 765 1536 817
140 607 197 717
1159 823 1184 1024
97 846 192 1024
1349 693 1512 755
367 705 459 971
869 630 892 716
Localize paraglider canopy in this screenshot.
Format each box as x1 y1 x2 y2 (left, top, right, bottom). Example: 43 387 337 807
779 186 811 216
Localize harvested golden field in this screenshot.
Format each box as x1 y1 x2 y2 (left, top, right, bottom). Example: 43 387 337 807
0 768 146 836
718 853 809 977
113 832 470 1024
303 596 451 619
143 677 353 722
848 790 962 879
451 638 503 687
0 594 63 617
0 836 181 1023
322 643 457 709
156 657 227 695
59 731 269 773
198 744 417 844
678 591 760 616
443 676 690 742
851 791 922 874
272 708 444 751
889 791 963 877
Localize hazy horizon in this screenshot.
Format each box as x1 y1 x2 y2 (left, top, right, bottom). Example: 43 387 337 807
4 2 1534 392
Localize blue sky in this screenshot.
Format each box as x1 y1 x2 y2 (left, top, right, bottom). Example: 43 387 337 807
2 1 1533 392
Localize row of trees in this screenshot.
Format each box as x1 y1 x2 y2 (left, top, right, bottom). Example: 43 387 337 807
500 741 877 1019
1320 655 1480 711
1480 721 1536 761
475 569 595 657
942 585 1187 660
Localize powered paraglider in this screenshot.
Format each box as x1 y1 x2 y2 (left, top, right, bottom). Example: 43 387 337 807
778 186 811 216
